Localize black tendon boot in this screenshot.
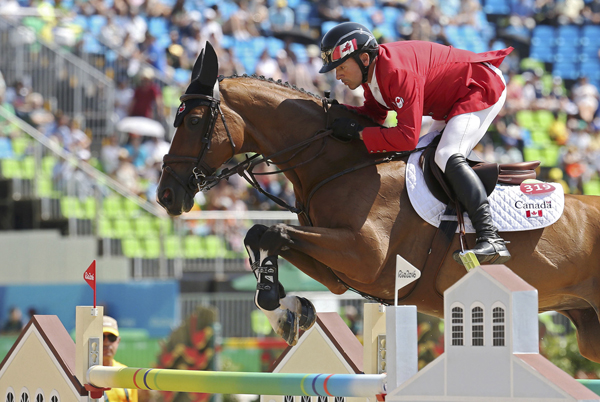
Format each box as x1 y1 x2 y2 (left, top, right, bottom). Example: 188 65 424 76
254 255 280 311
244 226 282 311
444 154 511 265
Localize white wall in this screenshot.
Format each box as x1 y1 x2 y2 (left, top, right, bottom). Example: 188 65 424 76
0 231 129 284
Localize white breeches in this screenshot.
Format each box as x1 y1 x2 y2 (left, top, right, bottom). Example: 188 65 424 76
433 63 507 172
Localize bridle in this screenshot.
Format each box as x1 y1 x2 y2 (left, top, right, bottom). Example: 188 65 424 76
160 79 336 215
161 87 236 200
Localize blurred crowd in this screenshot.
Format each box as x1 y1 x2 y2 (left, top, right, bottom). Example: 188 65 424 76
1 0 600 215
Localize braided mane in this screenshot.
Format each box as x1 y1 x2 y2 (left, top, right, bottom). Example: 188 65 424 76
217 74 379 126
218 74 323 100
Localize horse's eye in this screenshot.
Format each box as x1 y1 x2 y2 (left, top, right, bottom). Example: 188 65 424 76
190 117 200 125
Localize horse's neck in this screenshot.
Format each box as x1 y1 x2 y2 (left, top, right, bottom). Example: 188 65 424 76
222 78 371 201
223 79 326 188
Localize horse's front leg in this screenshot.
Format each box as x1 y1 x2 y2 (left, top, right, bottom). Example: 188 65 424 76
273 222 389 284
244 224 317 346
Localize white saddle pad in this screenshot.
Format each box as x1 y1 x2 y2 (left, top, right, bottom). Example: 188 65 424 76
406 132 565 233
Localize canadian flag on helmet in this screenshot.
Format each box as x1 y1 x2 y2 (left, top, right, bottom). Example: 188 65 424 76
332 39 358 62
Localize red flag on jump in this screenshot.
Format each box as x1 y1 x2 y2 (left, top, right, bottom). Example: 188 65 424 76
84 260 97 308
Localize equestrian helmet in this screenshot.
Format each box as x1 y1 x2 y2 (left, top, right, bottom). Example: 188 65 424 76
319 22 379 77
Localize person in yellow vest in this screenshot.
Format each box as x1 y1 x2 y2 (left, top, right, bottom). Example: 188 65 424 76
103 316 138 402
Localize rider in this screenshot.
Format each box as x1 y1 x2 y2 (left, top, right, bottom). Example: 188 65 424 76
319 22 512 265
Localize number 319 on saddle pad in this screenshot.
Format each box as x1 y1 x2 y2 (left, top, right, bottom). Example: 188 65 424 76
520 181 556 195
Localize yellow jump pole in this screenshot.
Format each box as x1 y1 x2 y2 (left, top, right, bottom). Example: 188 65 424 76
87 366 387 397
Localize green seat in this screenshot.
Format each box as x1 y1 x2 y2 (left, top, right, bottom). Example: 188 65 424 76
155 217 173 235
164 235 183 259
543 144 561 167
583 180 600 196
37 176 54 198
82 197 97 219
143 237 161 259
541 73 564 96
162 85 182 108
1 158 21 179
123 198 141 218
531 130 551 146
184 235 204 259
97 217 114 238
21 156 36 179
203 235 227 258
135 215 158 238
516 110 536 131
523 147 544 165
42 155 57 177
113 218 134 238
534 110 555 131
122 237 144 258
102 196 124 219
61 196 83 219
520 58 545 73
11 137 30 156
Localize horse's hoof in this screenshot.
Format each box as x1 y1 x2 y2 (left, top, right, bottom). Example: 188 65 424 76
298 297 317 331
277 309 299 346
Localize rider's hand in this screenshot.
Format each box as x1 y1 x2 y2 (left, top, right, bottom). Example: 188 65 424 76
331 118 362 142
329 99 340 105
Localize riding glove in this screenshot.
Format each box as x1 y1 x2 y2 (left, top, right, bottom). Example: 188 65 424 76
331 118 362 142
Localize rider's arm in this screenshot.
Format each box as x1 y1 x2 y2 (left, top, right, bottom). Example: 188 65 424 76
361 70 424 153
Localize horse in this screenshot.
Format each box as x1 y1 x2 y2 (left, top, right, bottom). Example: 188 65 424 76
157 43 600 363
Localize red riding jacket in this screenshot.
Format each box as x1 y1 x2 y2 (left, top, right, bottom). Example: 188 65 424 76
345 41 513 154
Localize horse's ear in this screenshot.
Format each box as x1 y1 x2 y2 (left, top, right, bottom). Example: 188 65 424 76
185 43 219 96
191 48 205 82
198 41 219 89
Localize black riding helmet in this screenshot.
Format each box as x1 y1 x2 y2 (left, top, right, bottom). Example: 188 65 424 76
319 22 379 83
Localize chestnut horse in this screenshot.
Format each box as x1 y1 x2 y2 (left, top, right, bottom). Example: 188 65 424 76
157 44 600 362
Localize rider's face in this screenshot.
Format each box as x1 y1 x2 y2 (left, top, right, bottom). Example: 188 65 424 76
334 58 364 90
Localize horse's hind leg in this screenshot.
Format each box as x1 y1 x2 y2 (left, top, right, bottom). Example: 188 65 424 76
555 277 600 363
558 308 600 363
244 224 316 345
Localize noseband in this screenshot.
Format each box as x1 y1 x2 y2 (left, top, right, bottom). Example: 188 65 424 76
161 91 236 199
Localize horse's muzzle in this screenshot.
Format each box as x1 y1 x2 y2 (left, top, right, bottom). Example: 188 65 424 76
157 186 194 216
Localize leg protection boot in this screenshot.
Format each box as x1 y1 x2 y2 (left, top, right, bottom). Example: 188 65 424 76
244 225 283 311
444 154 511 265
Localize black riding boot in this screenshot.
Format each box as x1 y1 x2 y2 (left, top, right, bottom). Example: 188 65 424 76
444 154 511 265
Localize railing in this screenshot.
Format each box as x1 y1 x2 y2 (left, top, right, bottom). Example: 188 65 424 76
0 106 164 215
0 15 115 141
0 106 172 275
181 292 366 338
0 9 183 143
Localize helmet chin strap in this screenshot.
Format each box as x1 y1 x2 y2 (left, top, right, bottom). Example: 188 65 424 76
353 53 374 84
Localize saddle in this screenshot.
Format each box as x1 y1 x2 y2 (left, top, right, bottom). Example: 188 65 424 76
420 135 540 204
395 135 541 306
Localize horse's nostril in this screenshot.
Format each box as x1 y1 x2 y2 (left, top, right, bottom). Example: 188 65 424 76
160 188 173 206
